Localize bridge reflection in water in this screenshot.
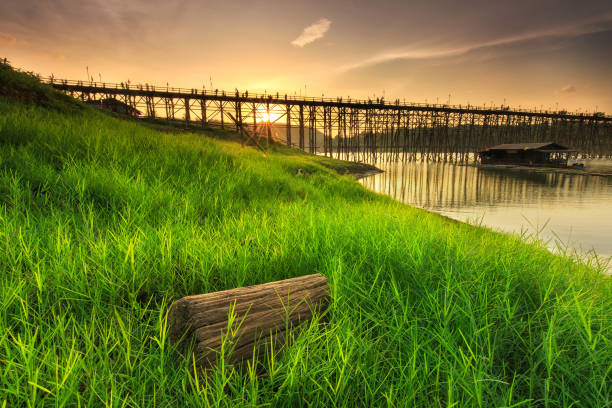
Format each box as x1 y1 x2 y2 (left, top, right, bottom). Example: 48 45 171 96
360 157 612 271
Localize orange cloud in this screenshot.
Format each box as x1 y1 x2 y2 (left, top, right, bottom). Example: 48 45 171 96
0 31 62 60
35 50 66 61
556 85 576 95
0 32 31 48
0 32 17 46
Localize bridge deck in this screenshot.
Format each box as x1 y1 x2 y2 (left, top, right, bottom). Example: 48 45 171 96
46 78 610 122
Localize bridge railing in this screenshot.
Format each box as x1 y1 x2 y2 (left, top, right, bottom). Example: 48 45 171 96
42 77 608 119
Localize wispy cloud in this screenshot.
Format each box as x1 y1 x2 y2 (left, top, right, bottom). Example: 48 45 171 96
0 31 63 61
0 32 17 46
0 32 32 48
291 18 331 47
338 15 612 72
556 85 576 94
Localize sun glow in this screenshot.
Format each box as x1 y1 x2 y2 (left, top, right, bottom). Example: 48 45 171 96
255 106 283 123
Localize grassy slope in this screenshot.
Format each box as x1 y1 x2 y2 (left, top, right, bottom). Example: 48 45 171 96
1 63 611 407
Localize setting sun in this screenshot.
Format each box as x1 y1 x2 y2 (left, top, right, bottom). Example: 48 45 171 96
255 106 283 123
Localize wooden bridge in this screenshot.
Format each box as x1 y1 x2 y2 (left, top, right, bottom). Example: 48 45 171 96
47 78 612 162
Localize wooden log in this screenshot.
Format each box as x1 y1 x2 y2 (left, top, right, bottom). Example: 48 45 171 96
168 274 329 367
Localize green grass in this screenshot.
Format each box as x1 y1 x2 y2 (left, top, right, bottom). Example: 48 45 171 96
1 62 611 407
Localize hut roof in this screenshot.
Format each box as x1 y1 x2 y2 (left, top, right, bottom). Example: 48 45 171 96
481 142 572 153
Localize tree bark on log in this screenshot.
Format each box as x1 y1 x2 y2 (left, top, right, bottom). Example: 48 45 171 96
168 273 329 367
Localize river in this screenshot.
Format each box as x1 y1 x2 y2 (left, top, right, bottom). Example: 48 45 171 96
359 158 612 273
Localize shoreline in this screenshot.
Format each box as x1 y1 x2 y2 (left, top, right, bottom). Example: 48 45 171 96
317 158 384 179
463 163 612 177
346 164 384 180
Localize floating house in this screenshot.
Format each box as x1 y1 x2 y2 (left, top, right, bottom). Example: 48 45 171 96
478 142 573 167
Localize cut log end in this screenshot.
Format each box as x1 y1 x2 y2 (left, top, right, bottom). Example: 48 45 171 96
168 273 329 367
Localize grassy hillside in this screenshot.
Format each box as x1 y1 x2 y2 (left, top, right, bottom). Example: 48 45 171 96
1 62 611 407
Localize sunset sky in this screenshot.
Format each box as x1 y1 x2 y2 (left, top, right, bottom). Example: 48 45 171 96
1 0 611 113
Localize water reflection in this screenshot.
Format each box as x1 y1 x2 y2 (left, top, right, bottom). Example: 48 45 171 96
360 159 612 271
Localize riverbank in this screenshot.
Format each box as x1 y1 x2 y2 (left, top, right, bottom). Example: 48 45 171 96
466 162 612 177
1 62 611 407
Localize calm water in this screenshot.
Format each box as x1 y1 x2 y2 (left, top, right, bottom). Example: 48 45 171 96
360 158 612 272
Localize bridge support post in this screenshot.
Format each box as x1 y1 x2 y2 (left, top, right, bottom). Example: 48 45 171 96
200 99 207 126
252 102 258 144
266 101 271 145
184 98 191 123
323 107 329 157
238 101 243 133
286 105 292 147
220 101 224 130
299 105 304 151
309 105 316 154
